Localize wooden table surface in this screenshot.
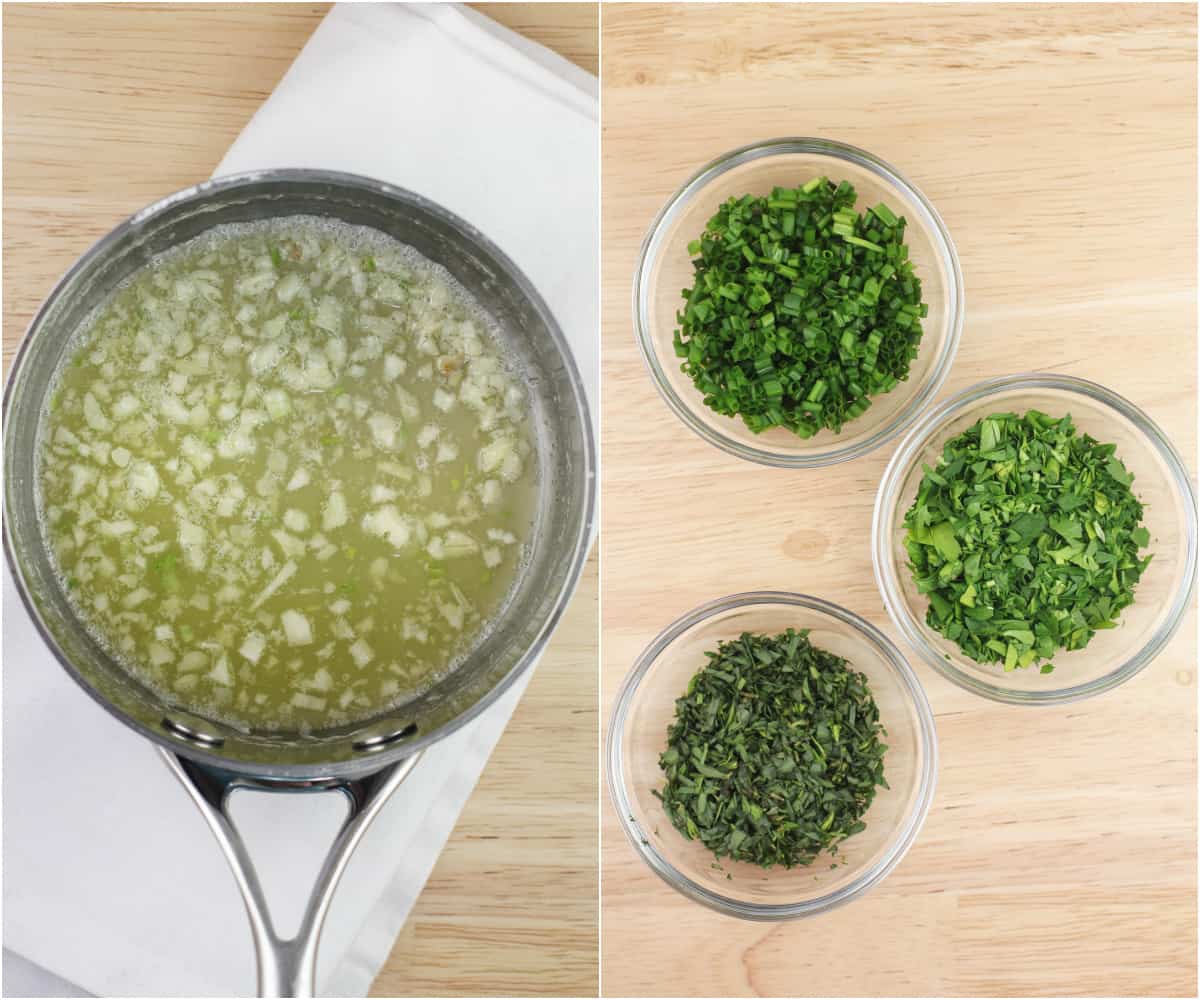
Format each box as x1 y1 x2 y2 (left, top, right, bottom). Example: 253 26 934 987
601 4 1197 997
2 4 598 997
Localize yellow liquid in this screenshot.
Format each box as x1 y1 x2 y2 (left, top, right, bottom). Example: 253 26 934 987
38 218 535 731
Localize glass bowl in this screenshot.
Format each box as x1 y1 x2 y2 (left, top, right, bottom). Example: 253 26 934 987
633 137 964 468
606 592 938 919
873 373 1198 705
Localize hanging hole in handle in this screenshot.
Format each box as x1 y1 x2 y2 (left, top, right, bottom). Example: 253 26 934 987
352 722 418 753
162 717 225 748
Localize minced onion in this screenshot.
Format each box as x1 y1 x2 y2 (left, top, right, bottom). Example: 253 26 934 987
39 217 535 730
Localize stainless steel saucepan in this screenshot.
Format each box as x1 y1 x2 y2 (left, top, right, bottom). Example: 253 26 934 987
3 170 595 997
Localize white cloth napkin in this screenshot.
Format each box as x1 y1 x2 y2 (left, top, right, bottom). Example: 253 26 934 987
2 4 597 996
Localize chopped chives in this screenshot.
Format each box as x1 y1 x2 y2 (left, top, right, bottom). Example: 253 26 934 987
842 235 884 252
871 202 899 226
672 177 926 436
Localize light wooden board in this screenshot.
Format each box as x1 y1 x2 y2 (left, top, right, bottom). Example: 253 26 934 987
2 4 598 996
600 4 1197 997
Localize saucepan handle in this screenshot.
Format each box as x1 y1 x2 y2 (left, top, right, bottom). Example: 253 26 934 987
159 748 423 998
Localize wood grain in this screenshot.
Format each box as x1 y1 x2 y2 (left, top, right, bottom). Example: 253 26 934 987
2 4 598 996
471 3 598 76
601 5 1196 997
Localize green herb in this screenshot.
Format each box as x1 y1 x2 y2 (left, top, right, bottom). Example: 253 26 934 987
150 549 180 592
674 178 927 437
270 246 283 270
655 628 887 870
903 411 1152 672
363 255 376 272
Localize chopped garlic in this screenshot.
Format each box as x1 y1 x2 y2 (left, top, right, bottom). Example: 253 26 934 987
83 393 111 431
287 468 311 492
315 297 342 334
276 272 303 303
127 461 160 501
439 601 465 630
366 412 400 450
179 520 207 570
98 519 136 537
69 465 97 497
239 632 267 664
282 509 309 533
251 559 297 609
442 530 478 558
209 655 232 686
180 436 214 472
383 354 406 380
479 437 513 473
322 491 348 531
281 609 313 646
179 650 208 673
123 587 153 609
362 505 412 549
479 479 501 506
270 530 305 560
159 394 191 425
112 394 141 420
349 638 374 668
264 388 290 420
148 642 173 667
417 424 439 449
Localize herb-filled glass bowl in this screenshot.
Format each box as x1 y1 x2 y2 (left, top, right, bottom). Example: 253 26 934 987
606 592 938 919
873 373 1197 705
634 137 963 468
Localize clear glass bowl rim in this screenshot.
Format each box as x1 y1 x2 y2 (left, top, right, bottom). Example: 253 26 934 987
605 590 939 920
633 136 966 469
872 372 1199 705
